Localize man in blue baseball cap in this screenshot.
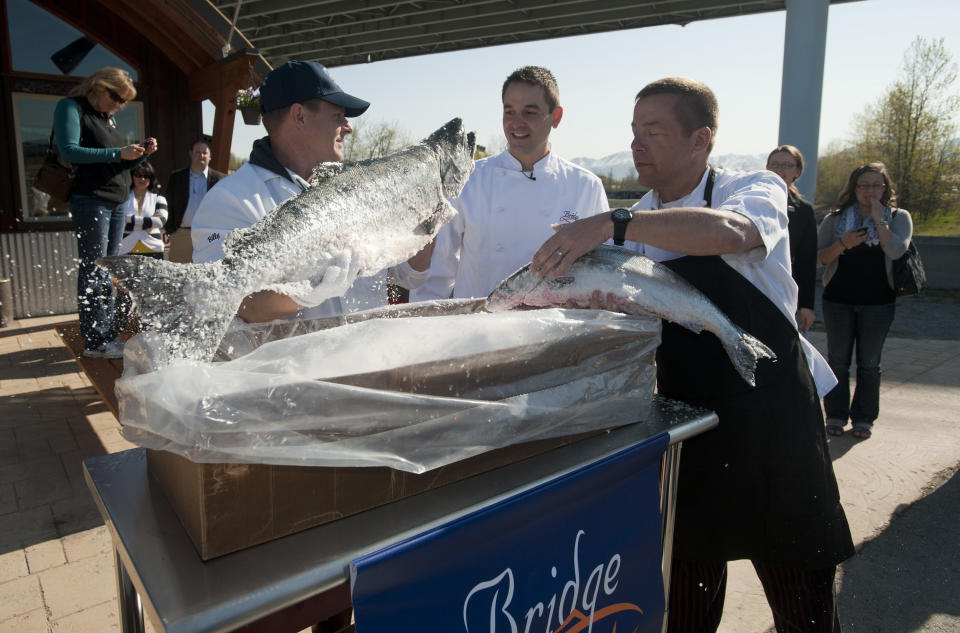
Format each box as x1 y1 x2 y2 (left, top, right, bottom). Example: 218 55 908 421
259 60 370 117
190 61 427 327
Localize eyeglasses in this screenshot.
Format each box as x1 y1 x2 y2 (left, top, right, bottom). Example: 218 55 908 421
107 89 128 105
856 183 886 190
133 173 150 179
767 161 797 170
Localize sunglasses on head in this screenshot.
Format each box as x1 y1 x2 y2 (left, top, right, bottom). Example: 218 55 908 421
107 88 128 105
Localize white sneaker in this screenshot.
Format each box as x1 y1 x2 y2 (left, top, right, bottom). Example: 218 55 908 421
83 337 125 359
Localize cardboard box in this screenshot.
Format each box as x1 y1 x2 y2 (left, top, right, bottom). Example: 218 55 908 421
140 303 659 559
146 432 598 560
59 302 658 560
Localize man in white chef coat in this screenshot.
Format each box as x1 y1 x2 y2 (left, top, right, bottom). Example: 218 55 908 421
191 60 432 323
414 65 609 300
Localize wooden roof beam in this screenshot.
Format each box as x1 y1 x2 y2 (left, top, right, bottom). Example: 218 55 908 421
188 52 264 172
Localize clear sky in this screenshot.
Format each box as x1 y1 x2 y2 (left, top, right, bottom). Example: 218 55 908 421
207 0 960 163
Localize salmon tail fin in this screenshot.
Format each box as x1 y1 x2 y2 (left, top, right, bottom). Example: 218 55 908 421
96 255 245 364
723 329 777 387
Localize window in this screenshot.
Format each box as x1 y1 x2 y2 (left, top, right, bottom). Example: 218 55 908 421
7 0 138 79
13 92 144 222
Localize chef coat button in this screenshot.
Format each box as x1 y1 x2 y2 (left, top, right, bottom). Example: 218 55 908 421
496 207 504 214
499 170 506 176
495 244 504 252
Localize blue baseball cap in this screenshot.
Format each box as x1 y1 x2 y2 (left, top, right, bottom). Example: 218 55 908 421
259 61 370 117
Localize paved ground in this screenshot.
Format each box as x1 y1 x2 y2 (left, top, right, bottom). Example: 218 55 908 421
720 289 960 633
0 292 958 632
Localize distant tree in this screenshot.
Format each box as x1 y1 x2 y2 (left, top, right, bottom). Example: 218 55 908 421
852 37 960 219
342 119 413 161
815 141 860 212
596 171 613 190
473 144 492 160
228 153 246 172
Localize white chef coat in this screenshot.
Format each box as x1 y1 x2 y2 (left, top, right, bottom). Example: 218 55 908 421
626 167 837 396
414 149 609 300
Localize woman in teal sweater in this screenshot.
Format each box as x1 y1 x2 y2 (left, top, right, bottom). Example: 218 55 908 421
54 67 158 358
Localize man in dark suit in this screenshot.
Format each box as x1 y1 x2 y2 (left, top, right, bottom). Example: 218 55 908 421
165 138 224 262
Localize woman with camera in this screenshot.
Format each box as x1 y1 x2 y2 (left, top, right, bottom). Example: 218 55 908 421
817 162 913 439
54 67 158 358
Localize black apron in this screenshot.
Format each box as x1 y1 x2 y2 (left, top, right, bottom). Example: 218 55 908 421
659 172 854 568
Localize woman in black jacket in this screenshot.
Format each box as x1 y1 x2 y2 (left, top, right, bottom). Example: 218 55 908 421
817 163 913 440
54 67 158 358
767 145 817 332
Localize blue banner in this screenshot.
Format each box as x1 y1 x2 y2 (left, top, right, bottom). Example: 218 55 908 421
351 432 669 633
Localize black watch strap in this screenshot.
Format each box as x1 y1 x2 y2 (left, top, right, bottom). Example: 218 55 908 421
611 208 632 246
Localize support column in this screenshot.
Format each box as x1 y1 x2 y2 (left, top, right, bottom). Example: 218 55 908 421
210 93 237 174
188 53 263 174
778 0 829 203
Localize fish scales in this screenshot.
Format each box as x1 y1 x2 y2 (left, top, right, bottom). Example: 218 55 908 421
486 245 776 386
97 118 475 365
223 142 444 277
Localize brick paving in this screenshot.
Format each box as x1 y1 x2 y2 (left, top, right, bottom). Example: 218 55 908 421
0 315 145 633
1 312 958 632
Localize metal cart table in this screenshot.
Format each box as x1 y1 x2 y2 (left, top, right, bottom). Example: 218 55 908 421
83 395 717 633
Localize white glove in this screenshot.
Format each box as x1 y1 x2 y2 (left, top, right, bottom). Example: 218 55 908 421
267 248 361 308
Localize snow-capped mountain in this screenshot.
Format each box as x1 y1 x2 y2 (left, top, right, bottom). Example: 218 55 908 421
572 151 769 180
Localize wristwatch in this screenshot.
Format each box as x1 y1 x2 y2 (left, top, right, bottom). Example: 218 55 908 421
611 208 633 246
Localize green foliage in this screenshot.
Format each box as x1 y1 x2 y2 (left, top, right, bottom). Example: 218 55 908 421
815 141 861 210
912 209 960 236
235 88 260 109
597 170 640 192
228 153 246 172
342 118 413 161
849 37 960 220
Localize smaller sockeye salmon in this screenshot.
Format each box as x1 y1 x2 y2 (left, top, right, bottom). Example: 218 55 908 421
485 245 776 386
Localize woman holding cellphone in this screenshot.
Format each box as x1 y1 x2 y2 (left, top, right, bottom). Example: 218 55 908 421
817 162 913 440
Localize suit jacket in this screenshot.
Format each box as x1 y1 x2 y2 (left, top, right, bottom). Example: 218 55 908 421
165 166 224 233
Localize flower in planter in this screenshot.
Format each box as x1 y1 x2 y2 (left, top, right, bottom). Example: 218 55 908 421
235 87 260 110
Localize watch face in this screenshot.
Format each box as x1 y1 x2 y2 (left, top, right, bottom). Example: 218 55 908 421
612 208 632 223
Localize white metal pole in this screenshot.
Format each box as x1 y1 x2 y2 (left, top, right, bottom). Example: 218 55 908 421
778 0 830 204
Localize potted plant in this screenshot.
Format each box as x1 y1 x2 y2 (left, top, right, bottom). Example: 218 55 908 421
235 88 261 125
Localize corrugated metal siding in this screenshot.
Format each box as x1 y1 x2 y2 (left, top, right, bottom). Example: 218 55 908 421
0 231 78 318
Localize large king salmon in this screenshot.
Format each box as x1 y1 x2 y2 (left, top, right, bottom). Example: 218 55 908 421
98 118 475 363
485 245 776 386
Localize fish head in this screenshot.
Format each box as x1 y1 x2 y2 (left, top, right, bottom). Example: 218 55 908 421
427 118 476 197
485 263 543 311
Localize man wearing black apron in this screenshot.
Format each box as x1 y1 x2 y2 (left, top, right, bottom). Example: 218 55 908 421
531 78 854 632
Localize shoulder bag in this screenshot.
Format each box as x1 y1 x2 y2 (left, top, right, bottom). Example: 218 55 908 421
891 209 925 297
33 128 76 203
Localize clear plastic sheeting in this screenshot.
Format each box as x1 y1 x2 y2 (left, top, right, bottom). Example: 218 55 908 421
117 300 661 473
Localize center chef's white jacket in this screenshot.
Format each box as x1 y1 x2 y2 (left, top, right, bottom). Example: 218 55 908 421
415 150 609 300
